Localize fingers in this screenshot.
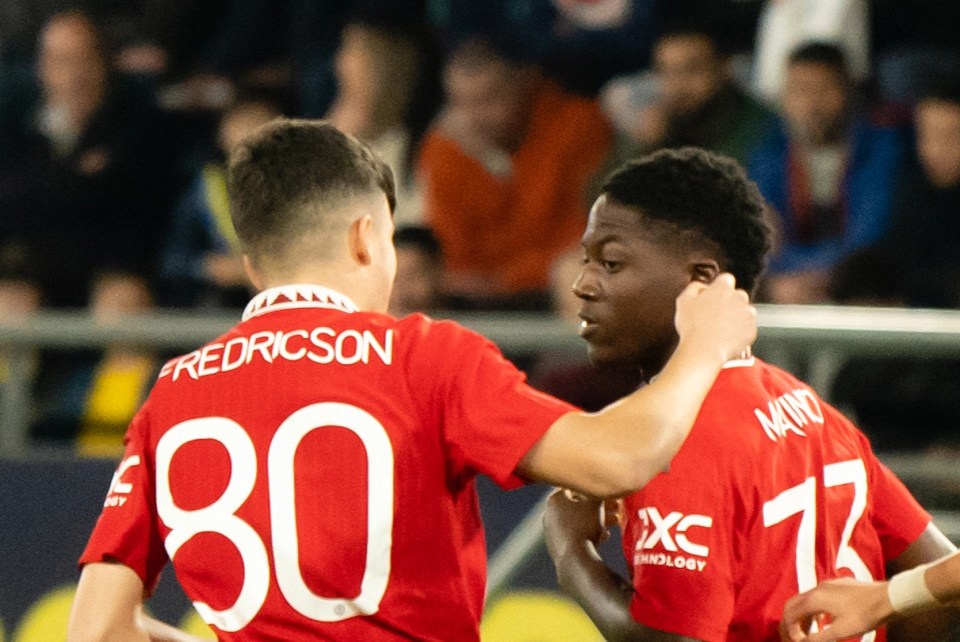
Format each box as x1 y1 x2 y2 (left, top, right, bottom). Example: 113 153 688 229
678 272 746 300
713 272 736 289
781 592 839 642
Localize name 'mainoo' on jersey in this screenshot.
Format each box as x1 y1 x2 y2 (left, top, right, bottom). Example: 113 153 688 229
159 326 395 382
753 387 824 442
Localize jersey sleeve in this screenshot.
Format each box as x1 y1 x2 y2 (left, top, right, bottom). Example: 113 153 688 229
623 454 736 642
863 441 932 562
419 320 576 489
78 407 168 594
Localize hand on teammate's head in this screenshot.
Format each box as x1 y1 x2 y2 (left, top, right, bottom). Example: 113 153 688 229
675 272 756 362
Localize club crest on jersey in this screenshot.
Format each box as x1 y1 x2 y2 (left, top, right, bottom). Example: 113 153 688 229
632 507 711 573
753 388 824 443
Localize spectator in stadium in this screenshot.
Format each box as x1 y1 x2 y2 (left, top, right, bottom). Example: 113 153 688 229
113 0 282 111
387 225 446 316
823 84 960 454
0 10 177 308
543 147 958 641
31 271 160 456
68 120 757 641
0 241 42 317
434 0 657 97
600 26 775 169
156 96 281 309
876 81 960 309
751 0 869 104
749 42 907 304
0 243 42 416
872 0 960 106
417 35 611 308
824 249 960 454
326 21 427 226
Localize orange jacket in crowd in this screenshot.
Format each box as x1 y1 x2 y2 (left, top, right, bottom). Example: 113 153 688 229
418 80 612 296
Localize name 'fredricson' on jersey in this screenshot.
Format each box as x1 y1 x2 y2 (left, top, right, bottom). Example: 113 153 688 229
158 326 395 382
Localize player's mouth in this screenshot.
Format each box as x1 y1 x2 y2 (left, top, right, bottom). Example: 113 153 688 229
577 314 599 338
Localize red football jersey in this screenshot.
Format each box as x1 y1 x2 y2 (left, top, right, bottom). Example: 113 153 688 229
80 285 573 641
621 357 930 642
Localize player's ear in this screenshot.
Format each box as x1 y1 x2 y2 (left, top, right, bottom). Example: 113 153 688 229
348 215 374 267
689 259 720 284
242 255 264 290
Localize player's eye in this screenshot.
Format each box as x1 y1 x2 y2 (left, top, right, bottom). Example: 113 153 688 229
602 260 622 272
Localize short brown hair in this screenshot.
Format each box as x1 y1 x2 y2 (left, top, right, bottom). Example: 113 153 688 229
227 119 396 265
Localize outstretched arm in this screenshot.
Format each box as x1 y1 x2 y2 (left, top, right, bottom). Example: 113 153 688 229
68 562 209 642
543 491 702 642
781 524 960 642
520 275 756 498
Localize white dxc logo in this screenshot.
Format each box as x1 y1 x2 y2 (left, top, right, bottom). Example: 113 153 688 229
104 455 141 507
636 507 712 557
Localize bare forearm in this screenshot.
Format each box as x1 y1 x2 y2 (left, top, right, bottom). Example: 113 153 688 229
925 551 960 604
554 541 646 642
887 551 960 641
137 610 209 642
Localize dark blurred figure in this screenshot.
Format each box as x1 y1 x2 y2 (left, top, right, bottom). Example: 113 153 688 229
879 82 960 309
825 82 960 452
872 0 960 106
388 226 446 317
827 249 960 453
600 25 774 169
31 271 160 455
417 36 611 308
156 96 281 309
436 0 658 96
112 0 282 111
326 21 431 225
0 241 42 316
749 42 906 304
0 11 177 308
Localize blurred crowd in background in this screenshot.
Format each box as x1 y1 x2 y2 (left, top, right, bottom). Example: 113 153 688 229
2 0 960 454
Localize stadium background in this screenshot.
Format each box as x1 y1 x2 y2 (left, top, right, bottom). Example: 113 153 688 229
3 0 960 638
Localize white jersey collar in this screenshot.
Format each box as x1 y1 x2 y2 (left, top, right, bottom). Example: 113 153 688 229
722 347 755 370
242 284 360 321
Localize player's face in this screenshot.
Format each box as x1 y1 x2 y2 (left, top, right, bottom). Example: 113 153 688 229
654 34 724 117
782 62 848 146
916 99 960 188
574 196 692 375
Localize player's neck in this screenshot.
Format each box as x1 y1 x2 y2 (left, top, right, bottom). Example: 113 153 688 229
258 271 382 313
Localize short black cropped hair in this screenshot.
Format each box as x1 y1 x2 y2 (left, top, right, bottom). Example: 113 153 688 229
227 119 395 262
788 41 849 77
601 147 772 293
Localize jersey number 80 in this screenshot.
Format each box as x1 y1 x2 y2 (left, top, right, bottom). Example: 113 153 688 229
155 402 395 632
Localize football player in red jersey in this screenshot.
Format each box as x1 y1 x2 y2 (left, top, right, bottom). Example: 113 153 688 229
67 121 758 641
544 147 960 642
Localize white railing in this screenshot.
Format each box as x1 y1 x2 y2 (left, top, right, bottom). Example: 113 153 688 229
4 304 960 455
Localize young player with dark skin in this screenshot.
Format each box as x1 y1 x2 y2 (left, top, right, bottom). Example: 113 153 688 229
544 147 959 642
66 122 757 641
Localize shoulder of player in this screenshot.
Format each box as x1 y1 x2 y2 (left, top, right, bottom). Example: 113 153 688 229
390 313 497 359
